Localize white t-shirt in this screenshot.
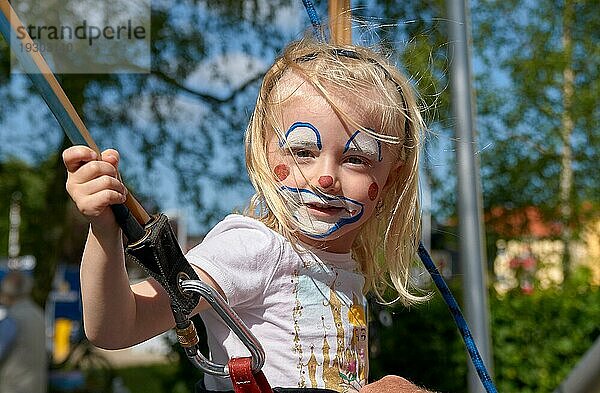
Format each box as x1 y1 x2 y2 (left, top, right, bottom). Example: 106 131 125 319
186 214 368 392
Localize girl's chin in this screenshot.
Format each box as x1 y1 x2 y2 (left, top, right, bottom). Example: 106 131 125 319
296 232 356 253
296 222 355 241
291 210 363 249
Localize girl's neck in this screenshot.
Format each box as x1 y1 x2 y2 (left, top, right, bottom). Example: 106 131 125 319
296 232 356 254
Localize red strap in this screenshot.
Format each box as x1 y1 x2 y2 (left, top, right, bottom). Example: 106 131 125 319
228 357 273 393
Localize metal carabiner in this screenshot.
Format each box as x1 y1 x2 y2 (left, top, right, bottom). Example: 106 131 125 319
174 278 265 376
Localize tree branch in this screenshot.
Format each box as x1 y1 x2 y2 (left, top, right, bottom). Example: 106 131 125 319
151 70 265 106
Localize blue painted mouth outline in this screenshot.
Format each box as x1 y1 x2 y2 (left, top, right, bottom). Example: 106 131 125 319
280 186 364 238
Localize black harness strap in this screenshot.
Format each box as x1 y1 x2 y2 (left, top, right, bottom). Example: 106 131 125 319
125 213 200 315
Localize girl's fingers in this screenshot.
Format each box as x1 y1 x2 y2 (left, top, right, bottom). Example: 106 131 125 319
63 146 98 173
78 190 127 217
101 149 120 169
71 160 119 184
80 175 127 197
64 146 126 223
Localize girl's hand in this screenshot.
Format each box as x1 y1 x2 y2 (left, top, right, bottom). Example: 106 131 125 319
63 146 128 231
360 375 435 393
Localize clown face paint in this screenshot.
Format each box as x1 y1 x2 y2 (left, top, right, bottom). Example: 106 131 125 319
280 186 364 238
368 182 379 201
280 121 322 151
274 164 290 181
266 80 400 252
344 131 382 162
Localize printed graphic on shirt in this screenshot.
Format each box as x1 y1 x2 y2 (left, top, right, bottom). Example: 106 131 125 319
291 257 368 392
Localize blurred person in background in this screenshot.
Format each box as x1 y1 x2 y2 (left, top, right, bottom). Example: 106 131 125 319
0 296 17 365
0 270 47 393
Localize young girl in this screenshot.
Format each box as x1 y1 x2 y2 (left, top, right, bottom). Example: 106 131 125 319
63 37 431 393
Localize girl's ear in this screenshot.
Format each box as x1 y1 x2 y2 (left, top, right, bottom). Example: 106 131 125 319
384 160 404 189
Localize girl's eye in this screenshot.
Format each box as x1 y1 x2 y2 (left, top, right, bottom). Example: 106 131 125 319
293 149 315 159
345 156 370 166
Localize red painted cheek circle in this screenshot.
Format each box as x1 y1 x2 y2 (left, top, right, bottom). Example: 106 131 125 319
368 182 379 201
274 164 290 181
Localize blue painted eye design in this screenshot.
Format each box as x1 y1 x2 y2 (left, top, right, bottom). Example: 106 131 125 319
344 130 382 163
280 122 322 150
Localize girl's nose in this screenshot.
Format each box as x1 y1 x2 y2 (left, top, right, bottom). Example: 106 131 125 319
318 175 334 189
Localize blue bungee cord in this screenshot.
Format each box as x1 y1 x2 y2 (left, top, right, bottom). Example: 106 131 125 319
299 2 499 392
301 0 323 38
418 242 498 393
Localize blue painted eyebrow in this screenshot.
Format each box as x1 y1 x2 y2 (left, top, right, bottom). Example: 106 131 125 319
343 130 383 161
280 122 322 150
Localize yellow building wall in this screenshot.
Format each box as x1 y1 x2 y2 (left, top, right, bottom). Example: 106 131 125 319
493 218 600 293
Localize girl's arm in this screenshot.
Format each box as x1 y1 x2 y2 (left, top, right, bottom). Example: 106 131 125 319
64 146 216 349
79 223 176 349
81 224 219 349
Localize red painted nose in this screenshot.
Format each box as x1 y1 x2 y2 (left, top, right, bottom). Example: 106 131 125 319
318 175 334 189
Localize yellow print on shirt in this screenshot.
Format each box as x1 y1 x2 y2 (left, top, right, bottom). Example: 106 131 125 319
292 265 367 392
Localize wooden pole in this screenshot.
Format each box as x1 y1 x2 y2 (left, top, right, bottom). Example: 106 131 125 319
328 0 351 45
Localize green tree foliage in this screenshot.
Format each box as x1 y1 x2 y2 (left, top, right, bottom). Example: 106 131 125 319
472 0 600 228
370 268 600 392
368 290 467 392
0 156 88 303
492 268 600 392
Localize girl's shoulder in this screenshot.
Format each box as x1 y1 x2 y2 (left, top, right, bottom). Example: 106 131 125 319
196 214 285 258
206 214 278 240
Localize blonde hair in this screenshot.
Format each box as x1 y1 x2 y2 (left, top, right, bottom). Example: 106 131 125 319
245 38 427 306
